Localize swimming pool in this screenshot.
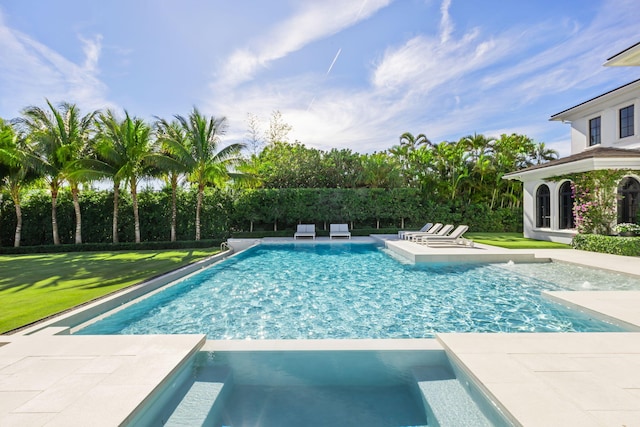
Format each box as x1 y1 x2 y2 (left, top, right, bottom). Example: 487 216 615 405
128 348 509 427
75 242 633 338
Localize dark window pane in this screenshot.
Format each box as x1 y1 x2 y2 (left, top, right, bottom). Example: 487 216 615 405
559 181 575 229
536 184 551 228
589 117 601 146
620 105 634 138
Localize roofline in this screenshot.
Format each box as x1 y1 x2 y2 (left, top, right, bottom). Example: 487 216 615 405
606 41 640 61
550 78 640 121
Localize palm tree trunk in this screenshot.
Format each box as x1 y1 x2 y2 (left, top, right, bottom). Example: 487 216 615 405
112 181 120 243
51 187 60 245
195 185 203 241
13 201 21 248
131 178 141 243
71 184 82 244
171 175 177 242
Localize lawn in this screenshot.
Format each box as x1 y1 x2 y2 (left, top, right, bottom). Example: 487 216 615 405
0 249 219 334
466 232 573 249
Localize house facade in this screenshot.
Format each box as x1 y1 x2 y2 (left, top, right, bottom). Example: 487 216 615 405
504 42 640 244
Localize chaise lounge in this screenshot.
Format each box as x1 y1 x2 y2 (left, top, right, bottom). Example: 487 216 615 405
398 222 433 240
416 224 473 247
408 223 451 241
294 224 316 239
329 223 351 239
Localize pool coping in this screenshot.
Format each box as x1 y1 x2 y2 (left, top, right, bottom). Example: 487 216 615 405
2 236 640 426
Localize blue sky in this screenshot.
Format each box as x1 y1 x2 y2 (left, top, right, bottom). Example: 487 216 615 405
0 0 638 157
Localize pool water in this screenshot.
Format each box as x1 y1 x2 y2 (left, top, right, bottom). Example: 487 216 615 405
76 243 632 338
135 350 506 427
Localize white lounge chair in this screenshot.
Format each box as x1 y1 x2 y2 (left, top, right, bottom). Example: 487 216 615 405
404 223 443 240
398 222 432 239
408 223 449 241
294 224 316 239
416 225 473 247
329 223 351 239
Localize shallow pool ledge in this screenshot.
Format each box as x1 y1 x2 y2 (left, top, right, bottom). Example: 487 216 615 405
201 338 443 352
384 239 541 263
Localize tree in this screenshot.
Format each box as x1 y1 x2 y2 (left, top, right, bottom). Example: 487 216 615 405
265 110 292 145
360 152 402 189
245 112 264 156
17 100 97 244
398 132 430 149
0 119 38 247
155 119 193 241
175 108 247 240
531 142 559 165
93 110 170 243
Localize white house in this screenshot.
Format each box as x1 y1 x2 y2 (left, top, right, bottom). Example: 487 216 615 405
504 42 640 244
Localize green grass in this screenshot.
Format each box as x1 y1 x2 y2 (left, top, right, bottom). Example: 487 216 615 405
466 232 572 249
0 249 219 334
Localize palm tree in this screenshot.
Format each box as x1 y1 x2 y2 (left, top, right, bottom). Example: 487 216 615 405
531 142 559 165
0 119 37 247
17 100 97 245
173 108 247 241
399 132 431 148
154 119 191 242
93 110 164 243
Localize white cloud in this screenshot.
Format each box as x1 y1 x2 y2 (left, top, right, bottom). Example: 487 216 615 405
209 0 640 155
212 0 392 89
0 10 112 117
439 0 453 44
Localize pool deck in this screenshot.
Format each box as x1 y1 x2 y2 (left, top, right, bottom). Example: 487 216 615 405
1 237 640 426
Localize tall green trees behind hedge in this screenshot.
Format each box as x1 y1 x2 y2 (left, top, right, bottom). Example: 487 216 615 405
0 187 521 246
2 102 555 247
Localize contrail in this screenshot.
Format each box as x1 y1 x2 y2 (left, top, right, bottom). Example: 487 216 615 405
308 47 342 111
326 48 342 75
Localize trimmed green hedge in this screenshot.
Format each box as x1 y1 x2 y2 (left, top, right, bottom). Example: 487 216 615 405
1 187 522 247
572 234 640 256
0 239 223 255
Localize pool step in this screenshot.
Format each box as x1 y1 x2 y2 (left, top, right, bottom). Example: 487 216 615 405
413 366 493 427
164 366 231 427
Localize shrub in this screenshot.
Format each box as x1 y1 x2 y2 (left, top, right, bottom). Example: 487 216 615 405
0 239 223 255
613 223 640 234
572 234 640 256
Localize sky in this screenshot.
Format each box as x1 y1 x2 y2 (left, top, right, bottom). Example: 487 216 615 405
0 0 639 157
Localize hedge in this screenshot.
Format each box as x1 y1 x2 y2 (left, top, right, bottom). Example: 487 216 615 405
0 187 522 247
0 239 224 255
572 234 640 256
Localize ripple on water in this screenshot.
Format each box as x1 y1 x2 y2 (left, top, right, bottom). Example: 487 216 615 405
76 243 637 338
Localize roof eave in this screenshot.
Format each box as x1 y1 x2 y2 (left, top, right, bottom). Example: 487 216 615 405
604 41 640 66
503 157 640 181
549 78 640 122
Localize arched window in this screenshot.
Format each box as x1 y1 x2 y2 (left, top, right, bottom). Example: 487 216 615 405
536 184 551 228
559 181 575 229
618 177 640 224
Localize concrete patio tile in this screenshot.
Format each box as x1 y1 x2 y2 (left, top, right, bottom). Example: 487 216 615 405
587 410 640 427
538 370 640 411
14 373 107 413
0 357 93 391
74 355 132 374
512 353 586 372
569 355 640 389
0 412 57 427
488 380 601 427
0 355 25 370
43 384 152 427
0 391 40 415
100 356 180 386
451 353 540 383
